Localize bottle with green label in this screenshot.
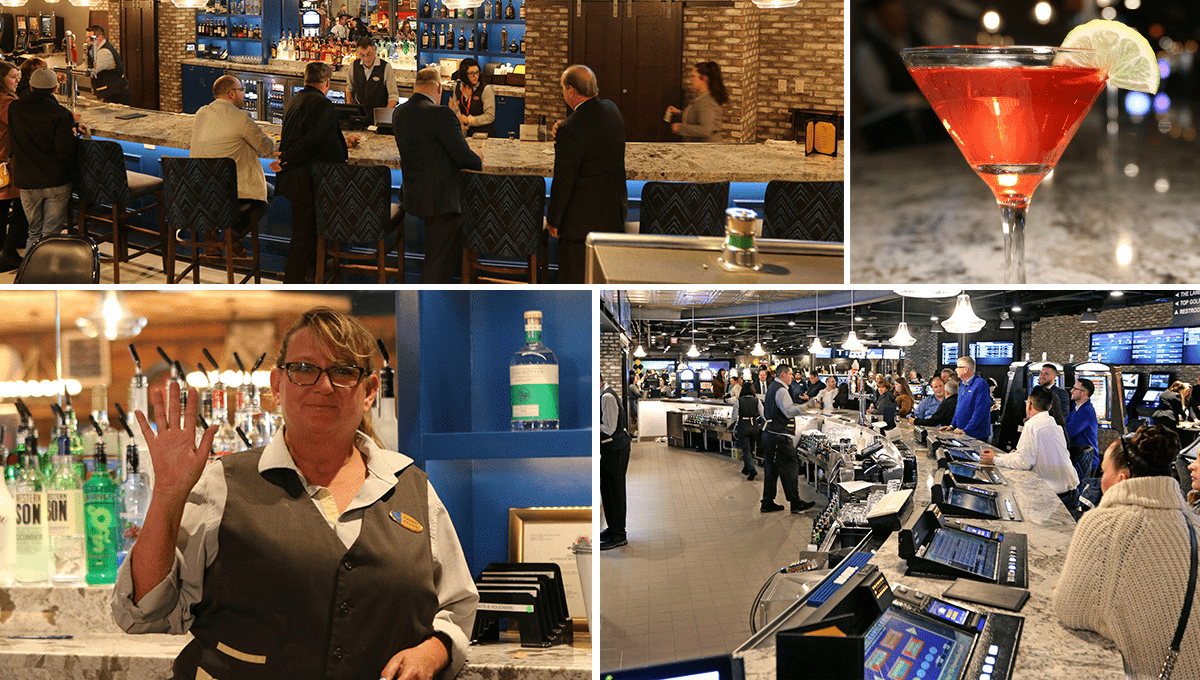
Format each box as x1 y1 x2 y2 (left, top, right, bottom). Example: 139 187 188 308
47 434 86 585
84 442 120 585
13 449 48 583
510 310 560 431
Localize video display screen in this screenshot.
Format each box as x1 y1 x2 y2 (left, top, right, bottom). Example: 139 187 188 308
1186 328 1200 365
925 529 996 578
1028 372 1063 391
947 489 998 517
946 448 981 463
1132 328 1184 365
940 343 959 366
948 462 990 483
1090 331 1133 364
1144 389 1164 406
1122 373 1140 389
884 349 903 360
1149 373 1173 389
1088 374 1111 425
969 341 1014 366
863 608 973 680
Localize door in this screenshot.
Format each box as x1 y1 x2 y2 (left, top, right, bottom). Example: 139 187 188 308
570 0 682 142
119 0 159 110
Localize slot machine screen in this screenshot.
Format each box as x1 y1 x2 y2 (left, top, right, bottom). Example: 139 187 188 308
1149 373 1172 390
1143 389 1163 406
40 16 51 38
924 529 997 578
947 462 990 484
947 489 997 517
16 16 25 30
1086 374 1111 424
863 608 974 680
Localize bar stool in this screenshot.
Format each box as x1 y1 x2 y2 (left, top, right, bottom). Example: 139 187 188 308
72 138 166 284
460 170 548 283
312 163 405 284
161 156 262 284
761 180 844 242
12 234 100 284
638 181 729 237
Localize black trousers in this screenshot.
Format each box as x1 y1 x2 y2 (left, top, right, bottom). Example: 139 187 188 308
762 431 802 509
421 213 462 284
283 193 316 284
600 441 630 537
737 424 760 474
557 236 587 284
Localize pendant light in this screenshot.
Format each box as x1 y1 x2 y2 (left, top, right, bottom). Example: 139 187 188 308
751 0 800 8
843 291 865 352
999 312 1015 330
76 291 147 341
687 307 700 358
889 295 917 347
809 291 825 354
941 293 986 334
1080 308 1099 324
751 298 766 356
893 288 962 299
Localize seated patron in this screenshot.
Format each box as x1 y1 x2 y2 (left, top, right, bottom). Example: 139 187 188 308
980 386 1078 507
914 378 957 428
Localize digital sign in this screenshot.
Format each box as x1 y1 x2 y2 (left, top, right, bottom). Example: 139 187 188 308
941 342 959 366
1185 327 1200 364
1132 328 1184 365
1090 331 1134 364
968 341 1014 366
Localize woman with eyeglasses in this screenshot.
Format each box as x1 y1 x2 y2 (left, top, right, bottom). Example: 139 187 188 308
1056 425 1200 679
115 307 478 680
448 58 495 138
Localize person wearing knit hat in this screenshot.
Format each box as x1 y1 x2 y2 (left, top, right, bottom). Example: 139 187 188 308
1055 425 1200 679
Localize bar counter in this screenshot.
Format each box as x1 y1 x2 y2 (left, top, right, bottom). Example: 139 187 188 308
78 99 843 182
736 417 1124 679
0 585 590 680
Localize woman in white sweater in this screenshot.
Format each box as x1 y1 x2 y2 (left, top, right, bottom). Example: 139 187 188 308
1055 425 1200 679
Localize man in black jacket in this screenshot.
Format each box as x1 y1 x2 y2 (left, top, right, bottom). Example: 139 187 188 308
547 65 626 284
393 66 482 283
10 68 82 249
273 61 359 283
914 378 959 428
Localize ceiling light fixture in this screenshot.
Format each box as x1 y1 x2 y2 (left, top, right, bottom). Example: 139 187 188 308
843 291 866 352
752 297 766 356
889 295 917 347
809 291 825 354
999 311 1015 330
76 291 147 340
942 293 986 334
687 307 700 357
1080 308 1099 324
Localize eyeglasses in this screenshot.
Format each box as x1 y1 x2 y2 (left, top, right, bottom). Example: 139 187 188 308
280 362 365 388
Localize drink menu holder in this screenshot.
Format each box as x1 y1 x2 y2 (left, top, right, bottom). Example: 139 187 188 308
471 562 573 648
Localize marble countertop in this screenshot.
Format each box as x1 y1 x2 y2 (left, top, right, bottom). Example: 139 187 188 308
736 420 1124 679
75 98 843 181
850 109 1200 283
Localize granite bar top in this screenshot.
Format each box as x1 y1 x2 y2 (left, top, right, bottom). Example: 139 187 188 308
850 108 1200 283
75 99 844 181
736 419 1124 679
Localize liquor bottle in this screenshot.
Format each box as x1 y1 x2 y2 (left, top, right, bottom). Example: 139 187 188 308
484 0 492 19
422 0 430 17
84 442 119 585
509 38 517 53
468 27 475 51
118 441 150 566
0 470 16 585
84 386 121 480
500 26 507 53
510 311 560 431
440 2 447 18
493 0 500 20
13 449 48 583
270 39 277 58
47 435 85 585
479 26 487 51
62 398 86 481
457 28 466 51
234 381 266 449
439 25 446 49
466 6 474 18
128 344 150 455
210 383 238 458
375 340 399 452
421 25 429 49
504 0 514 19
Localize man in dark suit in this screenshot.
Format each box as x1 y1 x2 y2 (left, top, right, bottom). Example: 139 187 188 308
547 65 626 284
272 61 359 283
393 66 483 283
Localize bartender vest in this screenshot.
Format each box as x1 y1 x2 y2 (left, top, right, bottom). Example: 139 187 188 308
92 41 128 100
172 448 438 680
453 82 494 136
764 380 795 436
737 394 761 434
351 60 389 111
643 374 662 398
600 386 630 452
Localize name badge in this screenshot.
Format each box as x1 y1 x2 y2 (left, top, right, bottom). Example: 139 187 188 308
390 510 423 533
372 76 381 82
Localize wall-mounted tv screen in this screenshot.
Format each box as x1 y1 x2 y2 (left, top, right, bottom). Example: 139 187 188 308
941 342 959 366
884 348 903 360
1090 331 1134 364
969 341 1014 366
1132 328 1184 365
1149 373 1173 390
1184 327 1200 365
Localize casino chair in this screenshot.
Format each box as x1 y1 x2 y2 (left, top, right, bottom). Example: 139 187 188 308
12 234 100 284
161 156 262 284
72 138 166 284
637 181 729 237
459 170 548 283
312 162 405 284
760 180 844 242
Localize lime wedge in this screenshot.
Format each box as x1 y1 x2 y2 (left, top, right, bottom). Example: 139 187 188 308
1061 19 1159 93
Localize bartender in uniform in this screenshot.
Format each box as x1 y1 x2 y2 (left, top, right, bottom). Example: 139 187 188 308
761 365 815 514
347 37 399 112
600 376 631 551
113 307 478 680
84 25 131 105
448 58 495 138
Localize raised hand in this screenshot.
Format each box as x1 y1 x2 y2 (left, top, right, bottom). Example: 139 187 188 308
134 382 217 505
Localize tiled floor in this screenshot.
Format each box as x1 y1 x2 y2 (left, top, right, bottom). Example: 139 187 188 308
599 439 823 672
0 241 273 285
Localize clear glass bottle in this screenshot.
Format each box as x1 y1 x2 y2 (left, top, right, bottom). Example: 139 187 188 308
13 449 49 583
47 435 85 585
129 369 150 455
375 357 399 451
2 424 16 497
62 399 87 481
209 382 238 458
0 469 15 585
84 442 120 585
84 386 122 481
510 310 560 431
118 442 151 566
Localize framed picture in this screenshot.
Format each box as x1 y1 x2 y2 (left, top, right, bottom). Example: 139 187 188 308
508 506 591 630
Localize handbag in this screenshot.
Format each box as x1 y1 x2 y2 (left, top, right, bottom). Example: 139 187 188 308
0 160 10 189
1159 512 1198 679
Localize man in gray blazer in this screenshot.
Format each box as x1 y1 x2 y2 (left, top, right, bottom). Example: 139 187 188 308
393 67 483 283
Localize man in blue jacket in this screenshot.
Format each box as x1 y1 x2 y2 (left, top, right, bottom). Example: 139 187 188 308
942 356 992 442
1066 378 1100 475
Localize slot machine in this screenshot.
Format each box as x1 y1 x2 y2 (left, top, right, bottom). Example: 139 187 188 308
1065 361 1126 434
900 504 1028 587
1140 372 1175 416
15 15 27 52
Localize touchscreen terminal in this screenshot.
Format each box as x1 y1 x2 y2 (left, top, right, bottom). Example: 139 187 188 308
948 462 988 483
924 529 996 578
946 448 980 463
864 608 973 680
948 489 998 517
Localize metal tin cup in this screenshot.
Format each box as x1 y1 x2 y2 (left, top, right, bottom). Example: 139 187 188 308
718 207 762 271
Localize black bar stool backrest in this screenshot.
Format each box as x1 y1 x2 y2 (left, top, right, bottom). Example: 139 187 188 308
639 180 730 237
761 180 844 242
74 139 129 207
161 157 239 233
461 171 545 259
13 234 100 284
313 163 394 242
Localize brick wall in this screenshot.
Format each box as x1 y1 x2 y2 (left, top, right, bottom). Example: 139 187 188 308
755 0 842 140
681 5 757 143
159 6 195 113
600 330 626 391
523 0 571 125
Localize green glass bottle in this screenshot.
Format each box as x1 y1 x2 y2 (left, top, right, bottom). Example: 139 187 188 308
63 402 87 482
84 442 119 585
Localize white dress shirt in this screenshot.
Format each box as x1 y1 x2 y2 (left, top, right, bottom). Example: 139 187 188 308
992 410 1079 494
190 98 276 201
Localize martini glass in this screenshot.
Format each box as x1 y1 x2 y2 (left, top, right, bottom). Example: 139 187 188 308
900 46 1111 283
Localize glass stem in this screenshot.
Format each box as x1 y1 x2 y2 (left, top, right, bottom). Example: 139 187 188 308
1000 203 1026 284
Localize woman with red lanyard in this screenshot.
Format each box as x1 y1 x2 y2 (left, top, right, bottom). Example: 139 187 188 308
448 58 495 138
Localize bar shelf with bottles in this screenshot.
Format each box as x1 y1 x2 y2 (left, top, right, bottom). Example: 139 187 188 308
194 0 295 65
416 0 525 72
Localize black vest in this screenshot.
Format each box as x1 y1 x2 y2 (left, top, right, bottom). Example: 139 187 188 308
351 60 390 111
600 386 630 451
454 81 495 136
173 448 438 680
93 41 128 100
737 394 760 429
764 380 795 435
643 374 661 398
